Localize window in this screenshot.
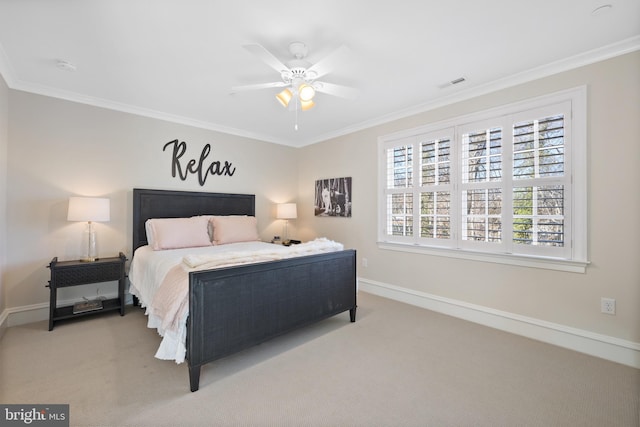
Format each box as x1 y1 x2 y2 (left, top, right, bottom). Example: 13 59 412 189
379 87 587 272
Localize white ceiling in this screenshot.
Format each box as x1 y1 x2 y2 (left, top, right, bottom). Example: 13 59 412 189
0 1 638 147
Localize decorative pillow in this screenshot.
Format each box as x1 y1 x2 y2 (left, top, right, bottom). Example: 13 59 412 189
146 217 212 250
192 215 214 242
210 215 259 245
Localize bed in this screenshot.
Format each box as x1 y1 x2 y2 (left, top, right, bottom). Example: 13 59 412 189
129 188 357 392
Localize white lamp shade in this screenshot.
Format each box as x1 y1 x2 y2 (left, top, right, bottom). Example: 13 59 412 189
67 197 110 222
276 203 297 219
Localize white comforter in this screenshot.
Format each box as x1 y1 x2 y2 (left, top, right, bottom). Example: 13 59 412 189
128 239 344 363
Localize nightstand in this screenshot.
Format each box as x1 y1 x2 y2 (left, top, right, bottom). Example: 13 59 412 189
47 252 127 331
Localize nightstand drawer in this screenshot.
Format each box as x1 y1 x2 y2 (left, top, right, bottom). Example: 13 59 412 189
52 262 123 287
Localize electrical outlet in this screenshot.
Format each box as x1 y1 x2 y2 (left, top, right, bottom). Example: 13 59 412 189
362 258 368 267
601 297 616 315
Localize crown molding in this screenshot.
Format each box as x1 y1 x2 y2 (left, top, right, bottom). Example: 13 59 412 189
300 35 640 147
10 78 291 145
1 36 638 148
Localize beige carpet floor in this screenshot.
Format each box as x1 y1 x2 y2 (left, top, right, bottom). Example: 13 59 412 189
1 292 638 427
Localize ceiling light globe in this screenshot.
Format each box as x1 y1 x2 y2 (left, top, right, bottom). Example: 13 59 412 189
276 88 293 107
298 84 316 102
301 99 315 111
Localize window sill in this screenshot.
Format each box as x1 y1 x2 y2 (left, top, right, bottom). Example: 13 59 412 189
377 241 589 273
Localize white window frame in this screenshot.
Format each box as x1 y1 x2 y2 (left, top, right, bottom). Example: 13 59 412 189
378 87 588 273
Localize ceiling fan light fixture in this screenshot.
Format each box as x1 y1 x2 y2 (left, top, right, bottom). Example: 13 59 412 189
300 99 315 111
276 88 293 107
238 41 356 117
298 84 316 102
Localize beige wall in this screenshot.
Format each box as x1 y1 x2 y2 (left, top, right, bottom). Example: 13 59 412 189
298 51 640 343
0 72 7 318
5 91 298 308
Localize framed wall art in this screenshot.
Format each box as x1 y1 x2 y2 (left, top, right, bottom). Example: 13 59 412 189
314 177 352 217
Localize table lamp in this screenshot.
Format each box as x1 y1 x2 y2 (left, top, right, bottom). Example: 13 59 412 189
276 203 297 244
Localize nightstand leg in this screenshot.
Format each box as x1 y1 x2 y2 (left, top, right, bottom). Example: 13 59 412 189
119 278 125 316
48 286 56 331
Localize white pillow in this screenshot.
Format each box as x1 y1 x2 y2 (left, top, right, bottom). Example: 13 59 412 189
145 219 155 247
146 217 212 250
210 215 259 245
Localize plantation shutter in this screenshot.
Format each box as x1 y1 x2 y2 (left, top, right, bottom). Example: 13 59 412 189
384 140 414 242
378 90 581 268
509 102 571 259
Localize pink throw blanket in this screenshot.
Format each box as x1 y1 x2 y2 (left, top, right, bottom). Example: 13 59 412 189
148 238 344 335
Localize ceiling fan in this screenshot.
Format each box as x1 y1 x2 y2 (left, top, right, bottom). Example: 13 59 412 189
232 41 358 112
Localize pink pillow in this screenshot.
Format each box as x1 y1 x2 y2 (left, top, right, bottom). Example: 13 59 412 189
146 217 212 250
210 216 259 245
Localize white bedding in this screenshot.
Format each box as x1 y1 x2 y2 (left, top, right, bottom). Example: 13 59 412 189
128 239 344 363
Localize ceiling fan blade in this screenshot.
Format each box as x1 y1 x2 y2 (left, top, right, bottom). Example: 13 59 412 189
243 44 290 74
231 82 288 93
306 45 350 79
313 81 358 100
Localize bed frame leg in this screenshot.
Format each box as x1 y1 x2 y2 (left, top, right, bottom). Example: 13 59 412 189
189 365 201 392
350 307 357 322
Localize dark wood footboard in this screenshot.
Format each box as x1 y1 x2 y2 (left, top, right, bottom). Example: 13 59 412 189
187 249 357 392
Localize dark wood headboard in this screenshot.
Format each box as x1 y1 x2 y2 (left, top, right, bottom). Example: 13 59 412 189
132 188 255 252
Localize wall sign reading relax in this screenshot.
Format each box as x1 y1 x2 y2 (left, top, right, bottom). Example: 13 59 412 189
163 139 236 186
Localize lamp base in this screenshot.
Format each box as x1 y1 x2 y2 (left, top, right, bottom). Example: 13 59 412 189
81 223 97 262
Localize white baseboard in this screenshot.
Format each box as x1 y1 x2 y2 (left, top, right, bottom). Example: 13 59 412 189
0 292 135 331
0 307 8 339
3 302 49 327
4 282 639 369
358 278 640 369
